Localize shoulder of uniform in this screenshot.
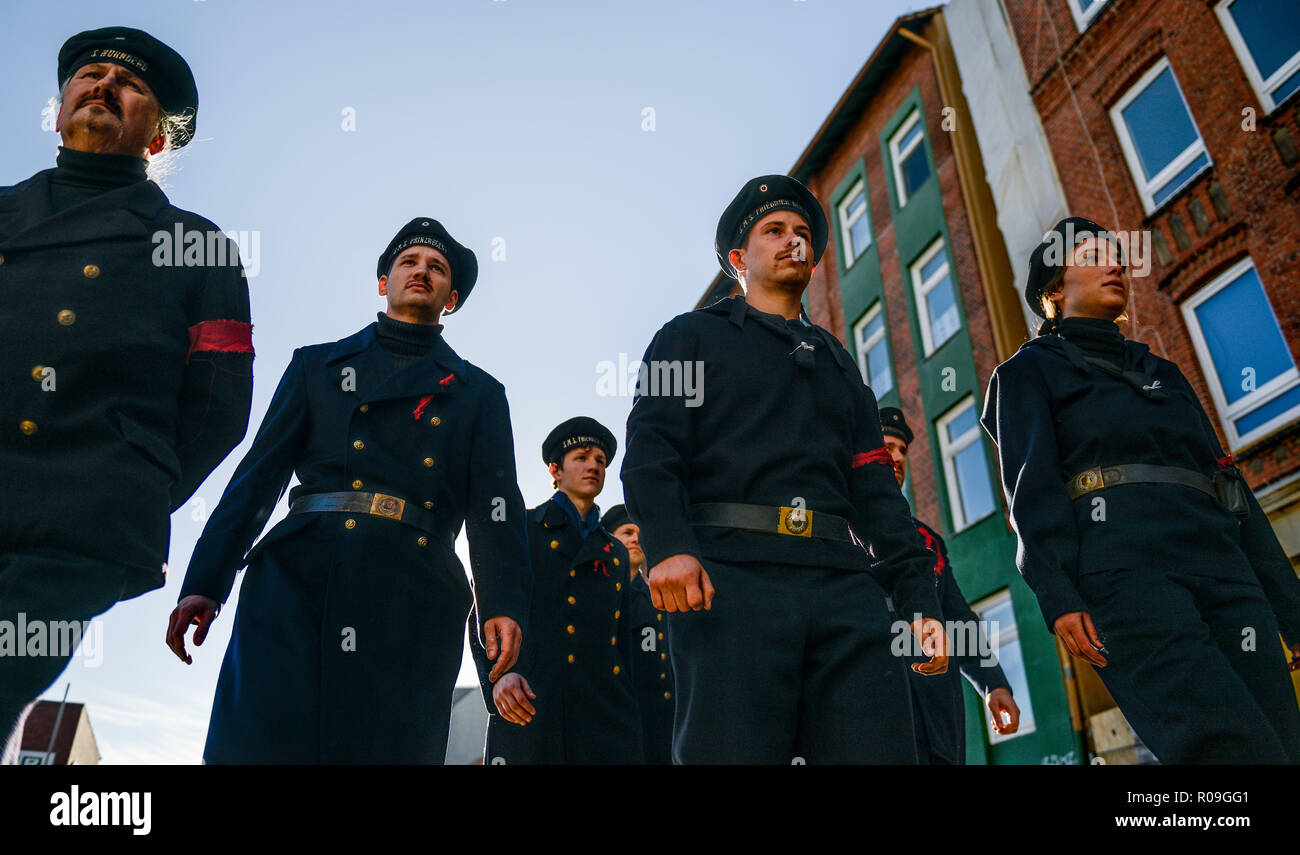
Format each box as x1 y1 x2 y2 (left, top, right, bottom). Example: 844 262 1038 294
461 360 504 389
997 341 1058 379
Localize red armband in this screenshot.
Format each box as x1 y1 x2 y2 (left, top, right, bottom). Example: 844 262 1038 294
187 320 254 363
852 447 893 469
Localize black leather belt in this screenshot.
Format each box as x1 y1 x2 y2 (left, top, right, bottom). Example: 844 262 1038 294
1066 464 1218 502
688 502 854 542
289 491 446 542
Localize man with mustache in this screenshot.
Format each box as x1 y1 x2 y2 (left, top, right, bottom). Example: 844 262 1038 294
470 418 642 764
166 218 531 764
879 407 1020 764
0 27 253 752
622 174 949 763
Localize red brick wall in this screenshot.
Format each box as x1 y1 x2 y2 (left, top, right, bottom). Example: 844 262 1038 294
1001 0 1300 487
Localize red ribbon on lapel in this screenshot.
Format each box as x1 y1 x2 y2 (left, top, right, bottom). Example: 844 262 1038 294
439 373 455 387
413 395 433 420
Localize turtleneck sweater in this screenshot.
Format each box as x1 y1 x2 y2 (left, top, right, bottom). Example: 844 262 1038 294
1057 315 1125 370
49 146 148 214
374 312 442 374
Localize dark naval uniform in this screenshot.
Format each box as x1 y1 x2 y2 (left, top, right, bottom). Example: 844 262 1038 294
470 496 642 764
628 573 675 764
0 147 253 734
623 296 941 763
982 315 1300 763
179 316 530 763
903 518 1010 765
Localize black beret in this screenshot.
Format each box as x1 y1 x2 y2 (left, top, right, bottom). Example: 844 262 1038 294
377 217 479 314
879 406 913 447
715 174 829 279
58 27 198 147
543 417 617 467
1025 217 1127 318
600 504 633 533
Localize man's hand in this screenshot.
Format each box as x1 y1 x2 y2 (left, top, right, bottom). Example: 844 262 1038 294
165 595 219 665
1053 610 1107 667
648 553 715 612
483 616 523 682
910 617 949 675
492 673 536 726
987 687 1021 735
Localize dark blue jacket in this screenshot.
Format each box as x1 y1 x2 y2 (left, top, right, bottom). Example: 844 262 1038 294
0 171 252 598
179 321 531 630
628 573 675 764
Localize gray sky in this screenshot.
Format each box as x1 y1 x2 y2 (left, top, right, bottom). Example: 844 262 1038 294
4 0 925 763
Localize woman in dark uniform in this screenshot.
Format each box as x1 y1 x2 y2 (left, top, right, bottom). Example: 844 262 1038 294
981 217 1300 764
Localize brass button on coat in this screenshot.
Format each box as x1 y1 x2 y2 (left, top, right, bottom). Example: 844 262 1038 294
353 440 364 450
614 610 621 619
19 420 37 436
83 264 100 278
610 636 616 646
0 253 5 264
351 479 363 489
57 309 76 325
567 596 576 605
657 632 664 641
359 404 369 413
663 692 672 700
569 569 576 577
30 365 45 381
612 666 621 675
660 653 666 660
417 536 429 547
566 625 575 635
344 518 357 529
615 583 622 591
423 457 434 468
614 558 620 566
429 417 441 426
567 654 575 664
549 540 559 549
423 501 434 509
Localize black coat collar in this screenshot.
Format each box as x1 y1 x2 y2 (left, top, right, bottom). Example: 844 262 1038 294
0 169 170 250
325 322 469 404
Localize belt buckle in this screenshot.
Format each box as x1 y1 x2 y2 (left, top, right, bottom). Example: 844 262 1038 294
1074 467 1103 494
369 493 405 520
778 506 813 537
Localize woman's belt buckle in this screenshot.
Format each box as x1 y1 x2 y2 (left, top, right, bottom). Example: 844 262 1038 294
369 493 406 520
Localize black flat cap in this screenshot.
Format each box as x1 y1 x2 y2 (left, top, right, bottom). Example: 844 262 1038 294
58 27 198 147
377 217 479 313
600 504 633 532
879 406 913 446
543 417 617 466
715 174 828 279
1025 217 1126 318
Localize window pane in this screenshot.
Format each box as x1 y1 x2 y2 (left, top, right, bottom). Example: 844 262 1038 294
1235 382 1300 435
920 251 946 284
849 215 872 259
867 341 893 394
901 147 931 198
1228 0 1300 81
946 405 978 443
926 274 961 348
899 120 923 152
1077 0 1098 11
988 639 1036 737
1274 66 1300 102
981 600 1015 642
1121 67 1200 181
954 442 996 524
1151 152 1209 207
846 189 866 220
1193 266 1294 404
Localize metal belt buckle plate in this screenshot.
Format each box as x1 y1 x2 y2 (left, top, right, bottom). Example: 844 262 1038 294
778 506 813 537
369 493 405 520
1074 467 1103 495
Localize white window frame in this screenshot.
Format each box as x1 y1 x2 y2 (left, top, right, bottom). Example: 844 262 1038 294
936 395 996 532
1216 0 1300 113
889 110 928 207
1109 57 1213 215
972 589 1037 745
852 302 893 395
837 178 872 265
910 237 960 357
1180 256 1300 449
1067 0 1112 31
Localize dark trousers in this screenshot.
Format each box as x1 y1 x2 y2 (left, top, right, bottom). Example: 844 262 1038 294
0 550 127 749
1077 568 1300 764
666 559 917 764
